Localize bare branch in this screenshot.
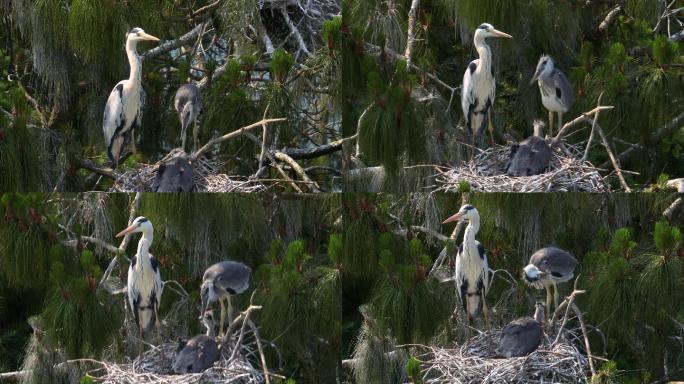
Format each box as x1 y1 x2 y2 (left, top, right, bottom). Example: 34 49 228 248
404 0 420 69
191 118 287 162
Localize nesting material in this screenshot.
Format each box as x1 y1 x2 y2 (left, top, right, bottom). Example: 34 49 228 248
82 337 265 384
435 143 608 192
420 328 589 383
111 149 266 193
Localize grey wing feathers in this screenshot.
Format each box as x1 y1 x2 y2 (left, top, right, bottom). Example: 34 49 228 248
205 261 252 294
531 247 577 275
497 317 542 357
552 69 574 108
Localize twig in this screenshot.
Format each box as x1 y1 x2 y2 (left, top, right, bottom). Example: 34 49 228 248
552 277 585 343
273 151 321 192
571 302 597 379
190 118 286 161
592 119 631 192
582 93 603 161
247 319 271 384
552 106 613 145
242 132 303 193
598 5 622 33
603 111 684 169
280 8 311 58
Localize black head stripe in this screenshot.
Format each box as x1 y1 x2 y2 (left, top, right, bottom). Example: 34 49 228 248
137 217 149 223
478 24 489 30
463 204 475 210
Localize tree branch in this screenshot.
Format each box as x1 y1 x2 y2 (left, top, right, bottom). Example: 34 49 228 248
190 118 287 162
142 22 209 61
274 151 322 192
404 0 420 69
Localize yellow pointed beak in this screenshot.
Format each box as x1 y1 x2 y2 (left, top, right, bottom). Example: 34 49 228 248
492 29 513 39
442 212 463 224
116 225 136 238
140 33 160 42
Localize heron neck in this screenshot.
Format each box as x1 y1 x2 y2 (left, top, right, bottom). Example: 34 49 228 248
464 217 480 246
136 230 154 268
473 35 492 75
205 323 215 338
125 39 142 84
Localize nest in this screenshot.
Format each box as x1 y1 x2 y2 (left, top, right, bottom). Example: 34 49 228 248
81 334 266 384
111 149 266 193
419 327 589 384
435 143 609 192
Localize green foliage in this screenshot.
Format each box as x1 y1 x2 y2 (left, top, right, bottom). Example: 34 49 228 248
271 48 295 84
652 35 679 67
328 234 343 265
322 16 343 52
405 356 422 384
653 220 682 254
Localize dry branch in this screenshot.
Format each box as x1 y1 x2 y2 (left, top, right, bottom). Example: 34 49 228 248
142 22 209 61
191 118 287 162
273 152 321 192
404 0 420 69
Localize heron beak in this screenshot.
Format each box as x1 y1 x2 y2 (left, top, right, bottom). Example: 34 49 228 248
530 70 541 84
442 212 462 224
492 29 513 39
141 33 160 42
115 225 136 238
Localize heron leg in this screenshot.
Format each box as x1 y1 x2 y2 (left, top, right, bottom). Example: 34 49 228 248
193 120 199 153
181 124 187 152
487 109 495 146
131 129 137 155
482 299 490 328
552 280 559 313
226 295 234 330
548 111 554 136
558 112 563 135
219 299 226 339
546 286 553 318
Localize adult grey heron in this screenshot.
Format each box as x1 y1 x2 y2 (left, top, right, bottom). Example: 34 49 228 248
173 310 220 374
531 55 575 135
174 83 202 152
103 28 159 168
496 302 545 358
505 120 551 176
200 261 252 338
461 23 512 150
523 247 577 314
443 204 490 325
152 156 194 192
116 216 163 339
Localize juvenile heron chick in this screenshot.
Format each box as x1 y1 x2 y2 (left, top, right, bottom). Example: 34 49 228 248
523 247 577 315
496 302 545 358
174 83 202 152
173 310 220 374
531 55 574 135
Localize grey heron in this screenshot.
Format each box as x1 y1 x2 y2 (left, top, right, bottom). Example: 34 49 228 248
505 120 551 176
531 55 575 135
496 302 545 358
523 247 577 314
116 216 163 339
200 261 252 338
173 310 220 374
152 156 194 192
174 83 202 152
103 28 159 168
461 23 512 150
443 204 490 325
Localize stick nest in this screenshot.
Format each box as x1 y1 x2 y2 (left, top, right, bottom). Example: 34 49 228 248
435 143 609 192
83 336 265 384
419 327 589 383
111 149 266 193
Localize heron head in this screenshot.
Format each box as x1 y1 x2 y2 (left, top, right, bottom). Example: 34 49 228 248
442 204 478 224
202 310 215 327
475 23 513 39
531 55 554 83
115 216 153 238
127 27 160 43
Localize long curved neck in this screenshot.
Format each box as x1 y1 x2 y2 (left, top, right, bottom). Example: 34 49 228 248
473 34 492 76
125 39 142 84
205 322 216 338
136 229 154 269
464 216 480 247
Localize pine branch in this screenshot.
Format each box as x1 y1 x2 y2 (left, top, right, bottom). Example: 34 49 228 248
190 118 287 161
